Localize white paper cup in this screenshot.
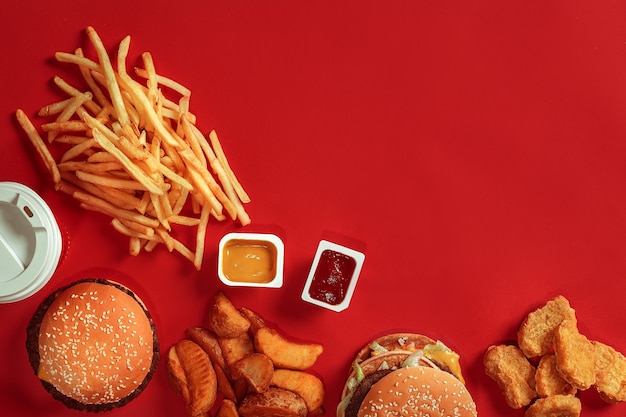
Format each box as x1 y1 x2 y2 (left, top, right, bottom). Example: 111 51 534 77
0 182 64 303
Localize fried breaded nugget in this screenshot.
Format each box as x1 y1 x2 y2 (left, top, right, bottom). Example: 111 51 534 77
535 354 577 397
524 394 581 417
593 341 626 403
554 320 596 390
518 295 577 358
484 344 537 408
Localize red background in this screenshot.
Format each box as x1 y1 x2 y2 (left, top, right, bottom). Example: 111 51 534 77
2 1 626 416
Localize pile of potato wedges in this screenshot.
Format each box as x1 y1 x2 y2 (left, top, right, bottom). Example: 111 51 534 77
167 291 325 417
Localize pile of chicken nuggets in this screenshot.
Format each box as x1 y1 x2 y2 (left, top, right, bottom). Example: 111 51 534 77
484 295 626 417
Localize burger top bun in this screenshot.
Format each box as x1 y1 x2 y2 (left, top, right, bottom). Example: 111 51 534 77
35 279 156 406
357 366 477 417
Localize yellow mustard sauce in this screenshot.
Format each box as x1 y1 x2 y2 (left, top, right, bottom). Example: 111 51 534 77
222 239 277 283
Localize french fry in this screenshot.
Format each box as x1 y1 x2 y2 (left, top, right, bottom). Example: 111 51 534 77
91 129 164 195
15 26 251 269
85 26 130 126
75 170 151 191
38 97 77 117
194 204 210 270
15 109 61 187
74 190 160 228
48 92 93 143
209 130 250 203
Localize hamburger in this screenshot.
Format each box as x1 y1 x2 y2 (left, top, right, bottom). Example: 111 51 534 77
26 278 159 411
337 333 477 417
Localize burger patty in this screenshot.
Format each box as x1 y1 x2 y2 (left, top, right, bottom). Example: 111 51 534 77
345 369 393 417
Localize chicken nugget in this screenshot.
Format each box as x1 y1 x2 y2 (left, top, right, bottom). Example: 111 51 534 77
554 320 595 390
518 295 577 358
535 354 577 397
524 394 581 417
593 341 626 403
484 344 537 408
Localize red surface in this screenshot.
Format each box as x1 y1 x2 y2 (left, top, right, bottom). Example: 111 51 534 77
2 1 626 416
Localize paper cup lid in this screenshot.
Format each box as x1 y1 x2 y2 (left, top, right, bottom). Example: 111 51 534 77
0 182 63 303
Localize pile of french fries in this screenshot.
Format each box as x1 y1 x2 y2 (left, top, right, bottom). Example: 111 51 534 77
15 26 250 270
168 291 325 417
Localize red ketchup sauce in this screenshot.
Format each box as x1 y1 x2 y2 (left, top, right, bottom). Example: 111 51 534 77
307 249 356 305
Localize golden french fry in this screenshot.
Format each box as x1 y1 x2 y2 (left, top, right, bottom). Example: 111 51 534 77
209 129 250 203
60 138 97 162
41 120 88 133
17 26 251 269
134 66 192 97
15 109 61 187
57 161 122 173
91 129 165 195
74 190 160 228
60 171 141 210
193 204 210 270
75 170 150 191
38 97 76 117
111 218 154 241
55 134 93 145
48 92 93 143
85 26 130 126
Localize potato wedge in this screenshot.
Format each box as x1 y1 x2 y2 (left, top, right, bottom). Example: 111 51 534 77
271 369 325 414
209 291 250 338
214 358 238 402
240 306 265 334
220 332 255 368
175 339 218 416
232 353 274 393
238 387 307 417
166 344 189 398
186 326 228 370
216 398 239 417
254 327 323 370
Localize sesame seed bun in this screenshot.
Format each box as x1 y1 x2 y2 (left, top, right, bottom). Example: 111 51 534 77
357 366 477 417
337 333 474 417
26 278 159 412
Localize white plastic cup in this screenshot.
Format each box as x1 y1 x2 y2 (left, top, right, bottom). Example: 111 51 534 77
0 182 64 303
